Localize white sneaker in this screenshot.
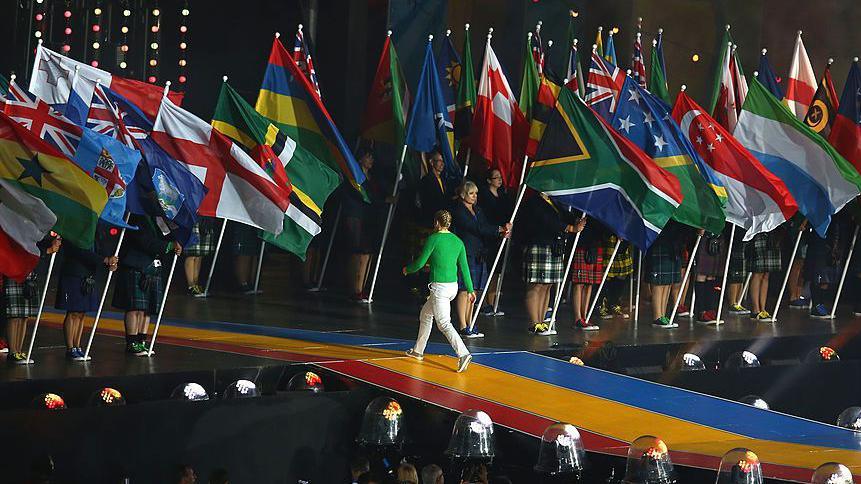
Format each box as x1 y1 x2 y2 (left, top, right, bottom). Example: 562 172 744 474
457 354 472 373
405 349 424 361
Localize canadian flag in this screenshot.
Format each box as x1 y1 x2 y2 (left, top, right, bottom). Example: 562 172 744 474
151 97 290 234
471 38 528 188
784 31 817 120
0 179 56 281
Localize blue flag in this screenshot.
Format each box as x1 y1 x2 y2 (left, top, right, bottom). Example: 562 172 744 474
104 87 207 246
604 32 617 65
757 50 784 100
73 128 142 229
437 34 462 120
406 39 460 181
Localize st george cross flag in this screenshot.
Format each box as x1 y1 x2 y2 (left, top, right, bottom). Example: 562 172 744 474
526 87 682 251
784 31 817 120
29 45 184 121
151 96 289 234
672 91 797 240
0 178 56 281
829 60 861 175
735 77 861 237
585 51 625 121
4 80 81 158
471 37 528 188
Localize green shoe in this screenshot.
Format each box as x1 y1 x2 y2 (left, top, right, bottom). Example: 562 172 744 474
651 316 678 329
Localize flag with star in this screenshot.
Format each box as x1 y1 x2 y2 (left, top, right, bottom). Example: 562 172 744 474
437 32 462 122
610 76 725 233
360 33 409 149
0 111 107 248
604 31 618 65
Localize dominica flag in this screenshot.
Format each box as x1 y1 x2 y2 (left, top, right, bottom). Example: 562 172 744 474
361 32 409 148
649 29 670 104
213 82 340 260
526 86 683 251
454 24 476 141
257 35 367 200
519 33 541 122
0 111 107 248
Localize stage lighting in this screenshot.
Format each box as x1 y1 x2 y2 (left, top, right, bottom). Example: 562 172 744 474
811 462 853 483
147 76 156 83
151 25 159 33
623 435 675 483
90 61 99 67
287 371 324 392
535 422 586 476
35 393 66 410
92 42 100 50
34 31 42 38
123 9 131 16
171 382 209 401
836 407 861 431
569 356 585 366
681 352 706 371
120 44 129 52
739 395 769 410
806 346 840 363
94 7 102 15
63 10 71 18
182 8 190 16
91 24 100 32
180 25 188 33
119 61 127 69
357 396 404 447
445 409 495 459
121 26 129 34
90 387 125 406
149 59 158 67
180 42 187 50
716 448 762 484
150 42 159 50
724 351 760 370
224 379 258 399
152 8 160 16
692 54 700 62
178 75 187 83
35 13 43 21
62 44 70 53
178 59 187 67
64 27 71 35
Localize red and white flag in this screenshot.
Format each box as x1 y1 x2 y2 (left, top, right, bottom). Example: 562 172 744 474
712 43 748 133
151 97 290 234
471 38 528 188
0 179 57 281
784 31 817 120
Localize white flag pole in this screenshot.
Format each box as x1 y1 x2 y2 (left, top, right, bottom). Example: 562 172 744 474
668 235 701 326
634 249 642 324
462 147 472 180
714 225 736 325
23 252 57 365
366 144 408 303
311 204 342 292
829 225 858 320
583 238 622 323
771 229 804 323
201 218 228 298
737 272 752 306
252 241 265 294
145 253 179 357
549 214 587 330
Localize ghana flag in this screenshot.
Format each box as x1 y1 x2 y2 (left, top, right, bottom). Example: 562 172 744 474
213 82 340 260
526 87 682 251
0 111 107 248
256 35 367 200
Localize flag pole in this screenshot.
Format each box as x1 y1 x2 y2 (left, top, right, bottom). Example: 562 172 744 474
470 184 527 330
145 252 179 357
771 228 804 323
583 238 622 323
252 241 265 294
737 272 752 306
311 204 342 291
83 215 131 361
366 144 408 303
462 148 472 180
548 214 586 332
634 249 642 323
714 224 736 325
830 225 858 319
202 218 228 298
23 252 57 365
668 234 702 325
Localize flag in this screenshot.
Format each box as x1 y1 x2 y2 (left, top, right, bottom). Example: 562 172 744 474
595 27 604 59
360 33 409 147
152 96 290 234
519 33 541 122
526 75 561 159
28 45 183 121
784 31 817 120
472 37 529 188
649 30 670 104
526 87 682 251
604 31 617 65
0 74 9 96
672 91 798 240
437 32 463 122
293 25 321 98
213 82 340 259
405 39 460 182
804 61 839 136
0 111 107 248
756 49 784 99
455 25 477 141
103 87 206 246
0 179 57 281
632 33 647 88
531 25 546 77
735 77 861 237
565 39 586 98
256 36 366 198
708 27 732 114
829 60 861 175
711 39 748 132
611 77 725 234
4 80 82 158
585 51 625 121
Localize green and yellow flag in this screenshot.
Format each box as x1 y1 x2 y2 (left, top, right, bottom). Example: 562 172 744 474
360 33 409 147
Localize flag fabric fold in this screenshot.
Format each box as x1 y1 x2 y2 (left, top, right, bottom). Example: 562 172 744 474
585 52 626 123
455 26 477 141
437 33 463 122
0 178 57 281
757 49 784 100
360 34 409 147
784 32 817 120
519 34 541 122
829 61 861 175
804 62 840 136
649 31 670 104
631 33 647 88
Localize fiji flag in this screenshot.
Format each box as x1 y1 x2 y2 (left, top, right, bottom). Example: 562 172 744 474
406 38 460 181
73 129 141 229
437 33 462 122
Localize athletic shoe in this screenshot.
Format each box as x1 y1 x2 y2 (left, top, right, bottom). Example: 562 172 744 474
530 323 549 334
574 319 599 331
677 305 690 317
72 348 88 361
0 337 8 354
190 285 207 298
459 327 472 337
599 303 612 319
652 316 678 329
612 305 630 319
405 348 424 361
492 309 506 317
479 305 495 316
131 342 149 356
697 310 718 324
789 298 810 309
457 354 472 373
8 352 32 365
754 311 772 322
810 304 831 319
729 304 749 315
66 348 77 360
125 342 139 354
535 325 556 336
464 327 484 338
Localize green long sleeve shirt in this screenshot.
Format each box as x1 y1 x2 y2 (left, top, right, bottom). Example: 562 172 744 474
405 231 474 292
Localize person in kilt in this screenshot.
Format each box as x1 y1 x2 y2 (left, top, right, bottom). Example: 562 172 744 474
726 225 749 314
231 221 258 294
56 224 116 360
693 229 722 324
519 191 584 335
112 214 182 356
646 221 685 328
600 233 633 321
571 222 604 331
183 216 217 297
747 229 782 320
4 234 61 364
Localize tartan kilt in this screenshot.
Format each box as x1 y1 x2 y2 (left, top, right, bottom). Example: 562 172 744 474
523 244 563 284
606 240 633 278
185 223 216 257
3 273 39 319
571 247 605 285
646 242 681 285
728 240 747 283
112 265 164 317
748 233 781 273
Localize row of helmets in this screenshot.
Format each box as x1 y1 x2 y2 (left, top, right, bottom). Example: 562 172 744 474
354 397 855 483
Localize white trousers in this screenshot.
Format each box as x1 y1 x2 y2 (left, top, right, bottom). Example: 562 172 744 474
413 282 470 357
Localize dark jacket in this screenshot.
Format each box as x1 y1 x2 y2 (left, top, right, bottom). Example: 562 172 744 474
478 185 511 226
118 215 173 271
417 173 449 228
518 193 570 246
451 202 499 260
59 226 112 278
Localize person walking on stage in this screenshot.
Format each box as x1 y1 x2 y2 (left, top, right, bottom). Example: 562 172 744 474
403 210 474 373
